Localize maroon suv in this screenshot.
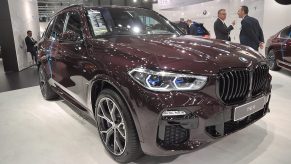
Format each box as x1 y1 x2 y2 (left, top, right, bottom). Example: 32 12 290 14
38 5 272 163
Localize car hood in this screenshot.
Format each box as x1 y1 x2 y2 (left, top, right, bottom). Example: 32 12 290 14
103 35 267 75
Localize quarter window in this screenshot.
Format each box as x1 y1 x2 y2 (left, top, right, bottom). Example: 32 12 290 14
87 9 109 36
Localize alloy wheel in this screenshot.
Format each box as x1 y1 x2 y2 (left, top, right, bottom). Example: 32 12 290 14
96 97 126 156
267 52 275 69
39 68 47 97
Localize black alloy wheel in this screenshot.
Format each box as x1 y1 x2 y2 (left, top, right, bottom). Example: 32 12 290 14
95 89 143 163
267 50 281 71
39 66 58 100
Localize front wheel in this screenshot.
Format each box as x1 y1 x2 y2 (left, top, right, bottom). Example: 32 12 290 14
38 66 58 100
95 89 143 163
267 50 281 71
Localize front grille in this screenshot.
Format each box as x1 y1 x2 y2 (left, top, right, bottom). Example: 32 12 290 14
252 65 269 96
218 69 250 104
158 125 189 148
218 64 269 104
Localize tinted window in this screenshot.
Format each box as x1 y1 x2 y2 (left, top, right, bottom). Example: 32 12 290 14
280 27 291 38
52 13 67 38
65 12 82 36
45 19 55 39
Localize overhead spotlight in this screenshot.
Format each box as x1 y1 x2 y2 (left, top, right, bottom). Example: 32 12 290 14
133 0 137 3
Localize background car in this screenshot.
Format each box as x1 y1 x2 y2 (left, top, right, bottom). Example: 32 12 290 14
265 25 291 71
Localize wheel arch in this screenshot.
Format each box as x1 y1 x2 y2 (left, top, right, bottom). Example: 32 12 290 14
90 77 144 143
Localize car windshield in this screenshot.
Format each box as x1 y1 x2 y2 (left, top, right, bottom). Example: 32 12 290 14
87 7 182 36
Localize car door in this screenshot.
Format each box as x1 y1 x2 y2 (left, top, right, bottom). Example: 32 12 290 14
56 11 88 106
38 18 55 78
44 13 67 81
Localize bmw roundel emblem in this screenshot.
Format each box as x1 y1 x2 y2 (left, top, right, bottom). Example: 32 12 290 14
239 57 248 63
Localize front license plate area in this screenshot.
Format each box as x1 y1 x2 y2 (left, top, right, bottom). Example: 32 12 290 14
234 97 265 121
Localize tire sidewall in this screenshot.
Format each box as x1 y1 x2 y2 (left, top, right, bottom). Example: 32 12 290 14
95 89 137 162
267 50 279 70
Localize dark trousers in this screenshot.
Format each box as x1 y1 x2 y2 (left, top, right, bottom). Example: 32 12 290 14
29 49 37 64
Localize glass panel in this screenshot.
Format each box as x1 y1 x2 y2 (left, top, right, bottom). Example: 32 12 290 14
280 27 291 38
65 12 82 35
52 13 66 39
87 9 109 36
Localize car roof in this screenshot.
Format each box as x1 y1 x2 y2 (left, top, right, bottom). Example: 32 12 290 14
58 4 150 11
51 4 151 18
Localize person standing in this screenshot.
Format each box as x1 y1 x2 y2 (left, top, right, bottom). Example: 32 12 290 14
237 6 264 51
187 19 199 35
214 9 235 41
177 18 190 34
25 30 38 64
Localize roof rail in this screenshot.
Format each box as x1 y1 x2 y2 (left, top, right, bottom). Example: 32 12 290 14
61 4 83 11
51 4 83 17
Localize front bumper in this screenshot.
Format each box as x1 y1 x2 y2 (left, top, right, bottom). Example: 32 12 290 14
122 74 271 156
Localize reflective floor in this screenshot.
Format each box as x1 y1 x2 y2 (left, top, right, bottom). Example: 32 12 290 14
0 59 39 93
0 70 291 164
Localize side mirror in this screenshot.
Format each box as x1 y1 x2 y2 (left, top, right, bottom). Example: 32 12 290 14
60 30 81 42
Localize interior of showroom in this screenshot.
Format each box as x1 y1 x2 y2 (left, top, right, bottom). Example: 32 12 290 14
0 0 290 163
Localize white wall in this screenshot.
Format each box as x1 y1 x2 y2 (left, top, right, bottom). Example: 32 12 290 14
263 0 291 42
8 0 40 71
153 0 264 43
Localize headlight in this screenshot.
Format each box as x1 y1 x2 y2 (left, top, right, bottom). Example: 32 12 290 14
128 68 207 91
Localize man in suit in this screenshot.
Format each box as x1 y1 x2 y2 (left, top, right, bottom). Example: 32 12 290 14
214 9 235 41
237 6 264 51
177 18 190 34
25 30 38 64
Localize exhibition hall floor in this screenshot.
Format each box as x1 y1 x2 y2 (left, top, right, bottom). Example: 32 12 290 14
0 70 291 164
0 59 39 92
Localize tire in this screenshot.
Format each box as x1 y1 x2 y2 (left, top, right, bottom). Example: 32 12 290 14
267 49 281 71
38 66 58 100
95 89 143 163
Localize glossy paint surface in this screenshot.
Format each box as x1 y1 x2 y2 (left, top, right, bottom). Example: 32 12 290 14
38 6 272 156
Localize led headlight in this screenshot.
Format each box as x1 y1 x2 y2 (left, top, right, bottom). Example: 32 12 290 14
128 68 207 91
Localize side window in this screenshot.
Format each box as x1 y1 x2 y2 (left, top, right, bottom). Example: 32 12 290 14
280 27 291 39
45 18 55 39
139 16 158 27
138 15 168 31
52 13 67 39
87 9 108 36
64 12 82 36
